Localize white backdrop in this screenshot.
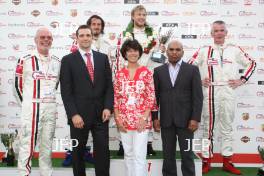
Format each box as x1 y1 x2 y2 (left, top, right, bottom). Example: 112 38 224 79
0 0 263 159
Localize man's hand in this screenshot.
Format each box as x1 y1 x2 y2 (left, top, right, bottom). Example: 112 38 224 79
153 119 160 132
228 79 245 89
188 120 198 132
72 114 84 129
102 109 111 122
202 77 211 88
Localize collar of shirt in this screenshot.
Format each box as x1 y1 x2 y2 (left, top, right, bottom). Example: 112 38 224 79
168 59 182 69
168 59 182 86
133 27 145 34
79 48 94 68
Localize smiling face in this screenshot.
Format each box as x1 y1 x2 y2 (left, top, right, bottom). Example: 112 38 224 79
132 9 147 28
76 28 93 51
211 23 227 45
35 28 53 56
126 48 140 64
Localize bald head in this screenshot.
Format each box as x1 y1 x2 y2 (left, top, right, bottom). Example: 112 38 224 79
166 40 184 65
34 27 53 56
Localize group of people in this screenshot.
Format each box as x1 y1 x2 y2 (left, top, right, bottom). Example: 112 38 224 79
13 4 256 176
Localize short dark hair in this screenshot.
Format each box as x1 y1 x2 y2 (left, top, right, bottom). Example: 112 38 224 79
212 20 226 25
120 39 143 60
86 15 105 34
76 25 91 37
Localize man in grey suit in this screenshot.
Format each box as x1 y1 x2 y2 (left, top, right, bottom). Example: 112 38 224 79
152 40 203 176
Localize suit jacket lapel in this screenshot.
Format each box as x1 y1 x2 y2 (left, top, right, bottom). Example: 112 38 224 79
174 61 185 87
162 64 173 88
92 50 99 85
75 50 93 84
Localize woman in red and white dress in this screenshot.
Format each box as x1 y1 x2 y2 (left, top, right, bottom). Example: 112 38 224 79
114 39 157 176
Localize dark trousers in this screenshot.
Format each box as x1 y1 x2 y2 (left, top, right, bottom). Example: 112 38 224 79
161 125 195 176
70 121 110 176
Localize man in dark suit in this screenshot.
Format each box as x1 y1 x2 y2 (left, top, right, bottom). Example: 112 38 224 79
60 25 113 176
152 40 203 176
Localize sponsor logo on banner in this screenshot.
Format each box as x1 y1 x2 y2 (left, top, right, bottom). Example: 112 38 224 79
238 34 256 39
220 0 238 5
244 0 253 5
108 33 116 40
239 46 254 51
27 0 45 3
8 33 26 39
239 11 256 16
225 23 236 28
8 10 25 16
12 0 21 5
0 22 7 27
257 68 264 74
64 21 78 28
259 22 264 28
200 34 211 40
84 10 101 16
50 21 59 28
0 68 7 73
46 10 63 16
260 0 264 4
123 10 130 16
124 0 139 3
70 9 78 17
200 10 217 16
51 46 64 50
257 80 264 85
182 35 197 39
105 22 121 28
257 91 264 97
201 0 217 5
0 45 7 50
256 137 264 142
31 10 41 17
164 0 177 4
258 45 264 51
241 136 250 143
53 34 64 39
0 12 7 16
141 0 160 3
147 11 159 16
8 101 20 107
240 23 254 29
8 123 21 129
27 45 36 50
181 0 199 4
0 114 7 118
8 56 17 62
51 0 59 5
237 102 254 108
162 23 178 27
225 34 235 39
182 11 196 16
27 22 44 28
237 125 254 131
0 0 7 4
221 10 236 17
242 113 250 120
12 44 20 51
27 34 34 38
183 45 198 50
0 90 6 95
0 57 7 61
161 11 180 16
65 0 83 4
104 0 121 3
8 23 25 27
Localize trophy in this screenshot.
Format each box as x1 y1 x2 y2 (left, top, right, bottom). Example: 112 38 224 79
258 145 264 176
1 130 18 166
150 27 174 64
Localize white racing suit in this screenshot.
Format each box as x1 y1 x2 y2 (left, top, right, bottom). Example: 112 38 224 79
14 51 60 176
189 43 256 158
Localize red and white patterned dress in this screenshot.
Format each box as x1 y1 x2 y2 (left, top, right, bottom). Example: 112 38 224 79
114 66 157 130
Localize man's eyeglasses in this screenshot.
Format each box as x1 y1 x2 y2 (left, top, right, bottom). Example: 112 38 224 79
39 36 52 40
168 48 182 51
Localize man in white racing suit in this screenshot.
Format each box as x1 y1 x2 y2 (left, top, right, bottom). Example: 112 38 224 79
189 20 256 175
14 27 60 176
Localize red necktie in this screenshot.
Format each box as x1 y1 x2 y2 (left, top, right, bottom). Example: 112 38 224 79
85 53 94 82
